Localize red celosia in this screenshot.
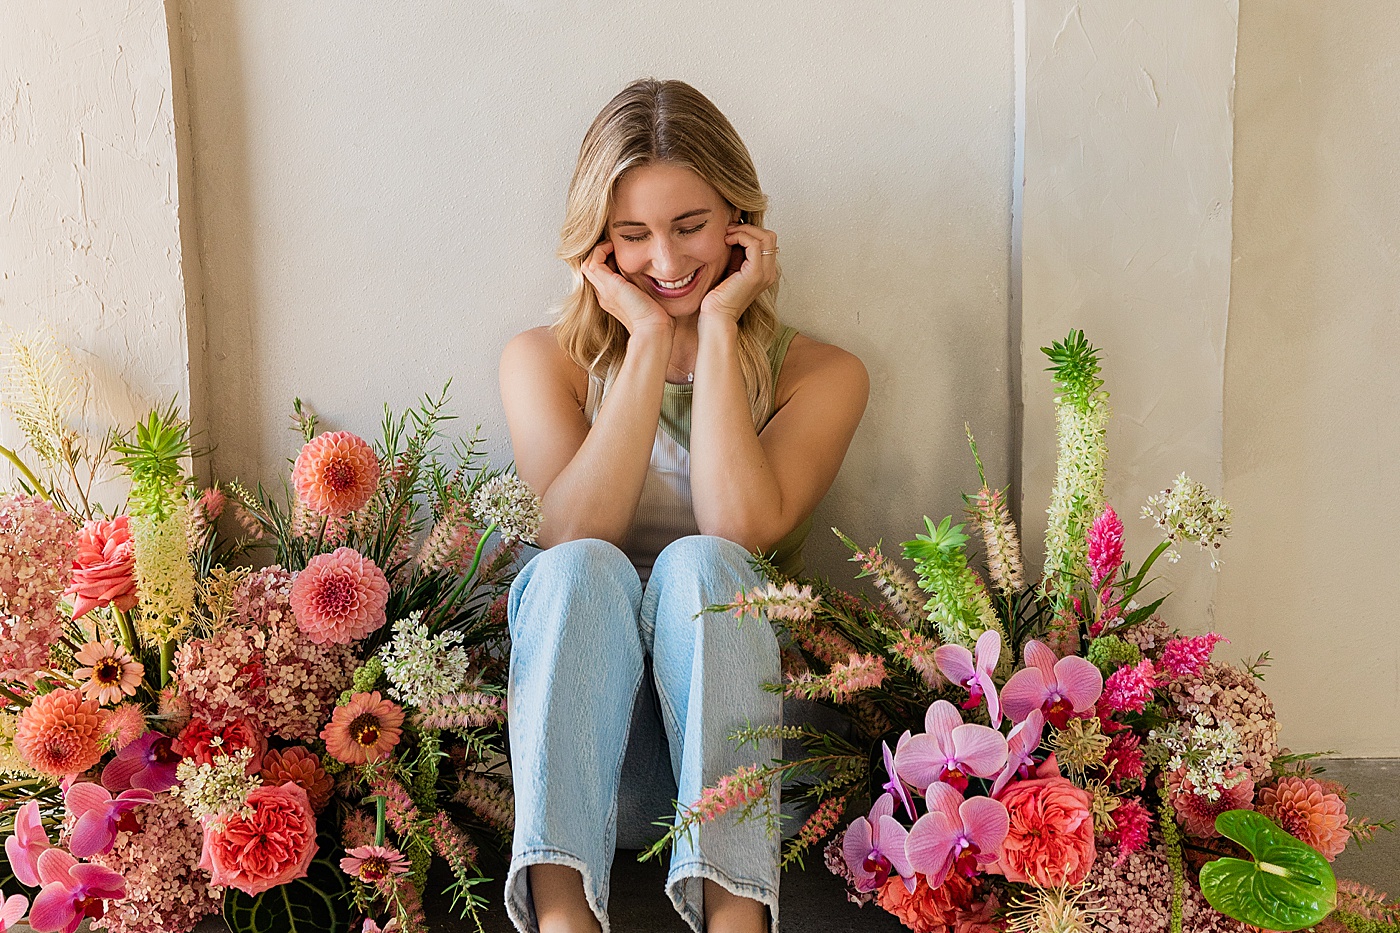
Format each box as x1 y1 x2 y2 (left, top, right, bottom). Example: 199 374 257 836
1102 731 1145 788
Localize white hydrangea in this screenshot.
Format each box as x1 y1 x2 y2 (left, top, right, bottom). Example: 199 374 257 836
378 611 472 708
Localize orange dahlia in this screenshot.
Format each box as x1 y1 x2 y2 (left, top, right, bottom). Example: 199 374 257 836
1257 776 1351 860
291 431 380 519
15 688 107 777
321 692 403 765
289 548 389 644
260 746 335 812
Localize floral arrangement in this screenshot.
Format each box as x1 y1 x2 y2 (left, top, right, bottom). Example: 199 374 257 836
0 330 537 933
649 330 1395 933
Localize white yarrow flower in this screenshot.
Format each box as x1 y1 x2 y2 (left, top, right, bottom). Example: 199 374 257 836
379 611 472 708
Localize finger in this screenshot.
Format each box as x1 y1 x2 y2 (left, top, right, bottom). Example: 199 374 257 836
725 229 778 281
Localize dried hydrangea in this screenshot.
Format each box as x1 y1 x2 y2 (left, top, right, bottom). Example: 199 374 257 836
0 493 77 683
378 612 471 708
1163 661 1280 783
1085 844 1253 933
1141 473 1231 568
175 747 262 822
470 475 542 545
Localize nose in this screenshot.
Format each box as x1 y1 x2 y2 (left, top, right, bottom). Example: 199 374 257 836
648 236 686 277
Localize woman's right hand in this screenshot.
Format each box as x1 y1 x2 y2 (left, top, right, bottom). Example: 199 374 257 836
581 240 674 337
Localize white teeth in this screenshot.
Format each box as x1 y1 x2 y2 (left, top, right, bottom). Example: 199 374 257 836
655 269 697 289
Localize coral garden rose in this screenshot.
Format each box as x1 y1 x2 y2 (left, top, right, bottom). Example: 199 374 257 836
991 776 1096 887
174 716 267 773
290 547 389 644
63 516 138 621
14 688 107 778
875 872 994 933
199 782 317 895
291 431 380 519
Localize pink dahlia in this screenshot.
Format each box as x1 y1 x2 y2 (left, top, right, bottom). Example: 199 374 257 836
72 640 144 706
63 516 138 620
1168 767 1255 838
321 692 404 765
1256 776 1351 860
199 782 318 895
260 746 335 812
290 547 389 644
340 844 410 885
291 431 380 519
15 688 107 778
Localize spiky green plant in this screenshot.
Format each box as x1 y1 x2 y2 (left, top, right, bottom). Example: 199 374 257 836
902 516 1006 649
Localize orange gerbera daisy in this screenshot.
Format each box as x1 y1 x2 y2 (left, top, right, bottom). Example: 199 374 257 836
73 640 144 705
320 692 404 765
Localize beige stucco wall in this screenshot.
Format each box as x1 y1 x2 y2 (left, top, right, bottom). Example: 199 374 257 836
0 1 191 502
1220 1 1400 756
173 0 1017 576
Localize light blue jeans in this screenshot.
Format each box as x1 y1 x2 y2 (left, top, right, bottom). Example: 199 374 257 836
504 535 782 933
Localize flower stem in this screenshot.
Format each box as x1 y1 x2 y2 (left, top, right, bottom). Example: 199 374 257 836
115 609 138 655
0 685 28 708
375 795 386 847
160 640 174 688
462 522 498 586
0 443 49 501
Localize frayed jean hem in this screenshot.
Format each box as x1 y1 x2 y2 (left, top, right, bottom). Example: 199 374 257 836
504 848 611 933
666 858 780 933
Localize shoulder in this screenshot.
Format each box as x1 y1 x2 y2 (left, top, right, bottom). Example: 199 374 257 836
774 332 869 409
500 326 589 408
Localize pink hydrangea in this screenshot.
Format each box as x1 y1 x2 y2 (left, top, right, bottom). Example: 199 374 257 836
0 493 77 683
289 547 389 644
1101 659 1158 714
1160 632 1228 679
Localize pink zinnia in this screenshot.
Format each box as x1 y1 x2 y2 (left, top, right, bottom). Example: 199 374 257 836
1257 776 1352 860
1101 659 1157 714
291 431 380 519
199 782 318 895
1159 632 1228 679
1168 767 1255 838
321 692 404 765
340 844 410 885
1086 506 1124 589
15 688 107 778
290 548 389 644
72 640 144 706
63 516 138 620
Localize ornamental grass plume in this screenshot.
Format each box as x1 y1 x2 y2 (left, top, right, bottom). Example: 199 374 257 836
1255 775 1351 859
960 427 1027 598
1 327 82 480
292 430 381 519
0 493 77 682
290 547 390 644
15 687 107 778
65 516 138 620
902 516 1006 649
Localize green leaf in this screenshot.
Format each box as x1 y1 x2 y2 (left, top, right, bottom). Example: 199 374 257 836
223 835 353 933
1199 810 1336 931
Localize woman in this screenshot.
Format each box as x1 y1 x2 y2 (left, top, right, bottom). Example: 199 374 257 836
499 78 867 933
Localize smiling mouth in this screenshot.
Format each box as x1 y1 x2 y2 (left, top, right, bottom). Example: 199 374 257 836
648 269 699 290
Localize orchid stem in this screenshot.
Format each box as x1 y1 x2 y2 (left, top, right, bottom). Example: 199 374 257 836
375 795 386 847
0 444 49 501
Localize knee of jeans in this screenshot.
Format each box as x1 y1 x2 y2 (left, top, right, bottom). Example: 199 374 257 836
651 534 754 586
509 538 639 639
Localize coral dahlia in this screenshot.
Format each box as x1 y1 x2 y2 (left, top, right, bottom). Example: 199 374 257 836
73 639 144 706
1256 776 1351 860
260 746 335 812
291 431 380 519
321 692 403 765
15 688 107 777
290 547 389 644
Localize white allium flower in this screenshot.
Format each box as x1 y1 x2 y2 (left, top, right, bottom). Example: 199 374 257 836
1141 472 1232 569
379 611 472 708
470 475 543 545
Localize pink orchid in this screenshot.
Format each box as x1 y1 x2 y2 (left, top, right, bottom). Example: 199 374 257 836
934 629 1003 727
64 782 155 858
361 919 401 933
893 700 1008 794
906 782 1010 889
991 709 1046 797
5 801 51 887
841 793 915 893
27 847 125 933
0 895 26 932
100 730 180 793
879 740 916 820
1000 640 1103 728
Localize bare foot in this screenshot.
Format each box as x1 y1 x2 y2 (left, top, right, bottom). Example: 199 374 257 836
531 864 601 933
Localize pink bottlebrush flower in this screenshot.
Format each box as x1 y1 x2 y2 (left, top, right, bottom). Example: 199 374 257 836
1168 767 1255 838
794 795 847 854
879 740 916 821
0 895 26 932
340 844 410 886
1103 731 1145 788
841 793 915 894
451 773 513 835
414 692 507 733
849 543 926 625
729 582 822 623
64 782 155 858
71 640 144 706
893 699 1008 794
321 691 404 765
1106 796 1152 863
906 781 1010 890
1101 659 1158 714
785 653 886 702
5 800 52 887
199 782 318 896
291 431 381 519
990 709 1046 797
63 516 138 620
426 811 479 877
15 688 107 778
27 847 125 933
688 765 767 825
1159 632 1228 679
1086 506 1124 589
890 629 944 690
290 547 390 644
1000 639 1103 728
101 729 181 793
934 628 1003 727
195 486 227 522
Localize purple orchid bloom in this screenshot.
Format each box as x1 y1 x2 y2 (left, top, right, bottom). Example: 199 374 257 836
906 782 1009 889
1000 639 1103 728
892 699 1008 794
100 730 180 793
934 629 1003 727
841 793 915 893
64 782 155 859
990 709 1046 797
879 741 916 821
5 800 51 887
26 847 125 933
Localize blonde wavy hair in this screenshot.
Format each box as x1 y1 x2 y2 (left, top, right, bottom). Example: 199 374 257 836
553 78 780 427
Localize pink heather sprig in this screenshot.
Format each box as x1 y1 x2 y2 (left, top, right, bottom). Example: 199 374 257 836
688 765 768 826
785 795 847 867
785 653 886 702
890 629 944 690
1102 659 1158 714
1087 506 1125 589
967 486 1026 596
427 811 478 876
728 581 821 623
413 692 506 733
844 537 925 625
452 773 514 835
1106 796 1153 864
1159 632 1228 679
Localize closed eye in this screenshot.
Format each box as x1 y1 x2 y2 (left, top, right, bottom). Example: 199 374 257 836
618 222 707 243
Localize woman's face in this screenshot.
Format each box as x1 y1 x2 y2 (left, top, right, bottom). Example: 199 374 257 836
606 162 740 317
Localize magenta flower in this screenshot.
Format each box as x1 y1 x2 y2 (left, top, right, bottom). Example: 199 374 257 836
27 847 125 933
0 895 26 932
1086 506 1124 589
1159 632 1227 679
100 730 180 793
990 709 1046 797
4 801 51 887
841 793 915 894
905 782 1009 889
934 629 1003 727
1000 640 1103 728
64 782 155 858
1101 659 1158 714
893 700 1008 794
879 740 916 821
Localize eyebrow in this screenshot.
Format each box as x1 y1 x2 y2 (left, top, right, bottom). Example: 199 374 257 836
610 208 712 229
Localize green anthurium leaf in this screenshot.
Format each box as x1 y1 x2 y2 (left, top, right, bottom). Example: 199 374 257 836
1199 809 1336 932
223 834 353 933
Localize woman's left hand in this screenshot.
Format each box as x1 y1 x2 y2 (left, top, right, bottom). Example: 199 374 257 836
699 222 779 322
